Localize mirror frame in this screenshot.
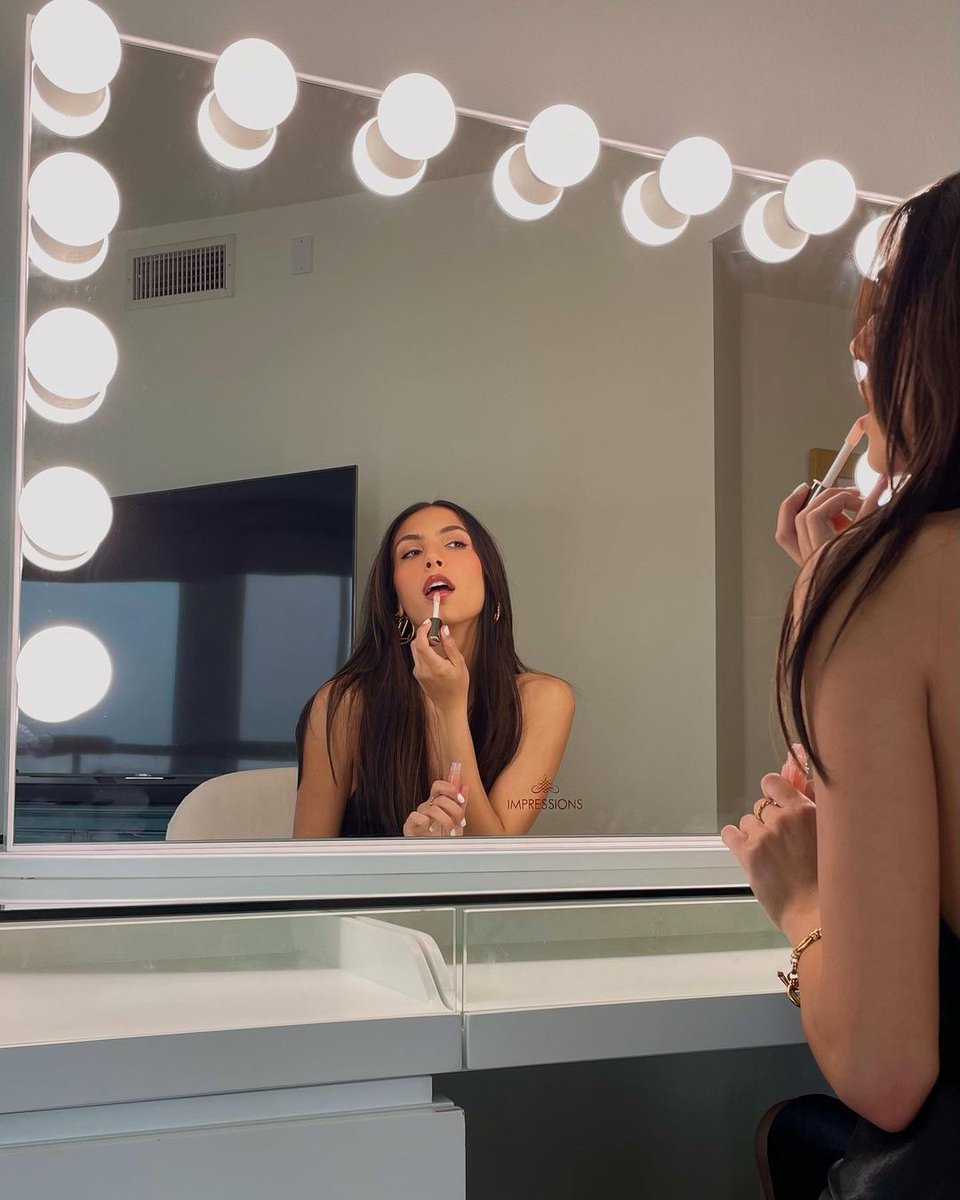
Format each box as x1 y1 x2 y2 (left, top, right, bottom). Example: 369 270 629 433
0 19 903 908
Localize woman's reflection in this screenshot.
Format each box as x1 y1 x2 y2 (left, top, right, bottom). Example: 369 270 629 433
293 500 575 838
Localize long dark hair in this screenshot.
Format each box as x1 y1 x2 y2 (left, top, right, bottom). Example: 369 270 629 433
296 498 548 834
776 171 960 786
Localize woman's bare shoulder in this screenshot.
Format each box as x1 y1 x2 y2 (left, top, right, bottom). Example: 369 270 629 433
517 671 576 710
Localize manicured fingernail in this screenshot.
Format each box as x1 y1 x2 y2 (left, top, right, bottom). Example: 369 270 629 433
449 828 457 837
442 624 449 636
461 818 466 827
795 483 809 492
457 792 465 805
422 619 430 626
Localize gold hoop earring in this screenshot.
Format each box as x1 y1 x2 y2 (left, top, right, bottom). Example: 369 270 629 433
395 606 415 644
493 601 501 622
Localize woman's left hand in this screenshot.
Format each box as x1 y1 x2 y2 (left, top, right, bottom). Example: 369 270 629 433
720 772 819 933
410 620 469 713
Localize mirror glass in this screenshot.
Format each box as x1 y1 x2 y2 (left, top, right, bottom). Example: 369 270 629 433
14 38 894 843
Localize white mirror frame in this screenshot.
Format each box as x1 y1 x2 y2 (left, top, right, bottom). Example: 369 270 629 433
0 20 903 908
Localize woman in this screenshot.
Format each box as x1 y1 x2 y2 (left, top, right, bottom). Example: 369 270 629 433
723 172 960 1197
293 498 576 838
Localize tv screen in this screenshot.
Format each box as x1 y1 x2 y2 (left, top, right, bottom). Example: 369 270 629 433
17 465 356 782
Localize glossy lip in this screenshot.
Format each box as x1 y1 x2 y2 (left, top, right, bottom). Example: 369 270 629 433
423 573 455 596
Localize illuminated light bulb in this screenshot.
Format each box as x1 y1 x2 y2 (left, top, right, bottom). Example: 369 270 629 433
19 467 113 565
854 214 890 280
213 38 297 131
21 538 97 573
658 136 732 216
492 143 563 221
16 625 112 722
524 104 600 188
29 0 120 136
784 159 857 236
197 91 276 170
25 307 117 423
27 222 109 281
621 171 689 245
377 73 456 161
853 358 868 384
352 118 426 196
742 191 809 263
853 452 896 506
29 152 119 246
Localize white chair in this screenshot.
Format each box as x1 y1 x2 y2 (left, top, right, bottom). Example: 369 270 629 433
165 767 298 841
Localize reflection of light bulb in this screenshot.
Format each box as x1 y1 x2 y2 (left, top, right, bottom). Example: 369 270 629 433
352 118 426 196
19 467 113 562
378 73 456 160
853 358 868 383
854 214 890 280
197 91 276 170
29 152 119 247
658 137 732 216
524 104 600 188
31 62 111 138
742 191 809 263
30 0 121 95
27 224 110 281
621 172 689 245
492 144 563 221
213 38 297 131
784 159 857 235
16 625 112 722
25 307 117 423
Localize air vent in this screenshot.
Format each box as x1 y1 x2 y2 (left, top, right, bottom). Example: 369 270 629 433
126 234 235 309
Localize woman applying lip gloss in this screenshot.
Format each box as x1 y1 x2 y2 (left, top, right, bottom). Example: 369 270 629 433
293 499 576 839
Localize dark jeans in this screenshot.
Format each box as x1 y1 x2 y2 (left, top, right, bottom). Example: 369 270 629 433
762 1093 859 1199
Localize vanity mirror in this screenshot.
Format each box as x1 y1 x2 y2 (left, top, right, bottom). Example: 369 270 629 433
5 9 898 879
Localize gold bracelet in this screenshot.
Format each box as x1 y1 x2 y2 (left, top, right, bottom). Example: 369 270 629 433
777 927 822 1007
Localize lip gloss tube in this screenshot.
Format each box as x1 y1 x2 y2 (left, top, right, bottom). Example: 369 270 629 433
799 415 867 510
428 592 442 645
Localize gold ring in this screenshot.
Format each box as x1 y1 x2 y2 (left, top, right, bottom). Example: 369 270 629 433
755 797 781 825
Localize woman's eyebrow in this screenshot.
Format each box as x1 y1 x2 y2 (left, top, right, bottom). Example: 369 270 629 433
394 524 468 550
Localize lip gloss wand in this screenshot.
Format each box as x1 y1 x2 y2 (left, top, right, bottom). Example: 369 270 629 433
428 592 443 646
799 415 868 510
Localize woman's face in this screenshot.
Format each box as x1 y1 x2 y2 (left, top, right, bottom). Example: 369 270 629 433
849 315 906 475
392 505 486 626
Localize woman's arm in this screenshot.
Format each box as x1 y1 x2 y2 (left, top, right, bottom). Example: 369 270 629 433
437 676 576 835
785 538 941 1133
292 683 357 839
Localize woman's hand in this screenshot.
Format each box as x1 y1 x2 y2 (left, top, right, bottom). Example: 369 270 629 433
402 778 469 837
719 771 818 934
775 474 888 567
410 620 469 714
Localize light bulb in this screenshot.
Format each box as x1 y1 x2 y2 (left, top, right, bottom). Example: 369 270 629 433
492 144 563 221
742 191 809 263
19 467 113 562
524 104 600 188
28 152 119 247
352 118 426 196
377 73 456 161
27 225 109 281
854 214 890 280
30 0 121 96
621 172 689 245
16 625 112 723
22 538 97 573
213 38 297 131
197 92 277 170
31 62 111 138
784 159 857 236
25 308 118 418
853 358 868 384
854 449 896 507
658 137 732 216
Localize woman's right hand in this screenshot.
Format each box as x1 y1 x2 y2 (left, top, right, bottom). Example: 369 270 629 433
775 475 888 567
402 778 468 837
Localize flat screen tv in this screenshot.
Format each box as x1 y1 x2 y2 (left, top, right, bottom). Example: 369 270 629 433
16 465 357 783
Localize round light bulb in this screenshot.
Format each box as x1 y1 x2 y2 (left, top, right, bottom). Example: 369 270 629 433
658 136 732 216
352 118 426 196
853 358 868 384
492 144 563 221
30 0 121 96
16 625 112 723
19 467 113 561
28 152 119 247
621 172 689 245
197 92 277 170
784 159 857 236
25 307 118 405
854 449 896 507
742 191 809 263
524 104 600 188
213 38 297 131
377 73 456 161
854 214 890 280
27 225 109 281
22 538 97 573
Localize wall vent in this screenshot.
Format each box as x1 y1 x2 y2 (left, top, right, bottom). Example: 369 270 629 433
126 234 235 309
